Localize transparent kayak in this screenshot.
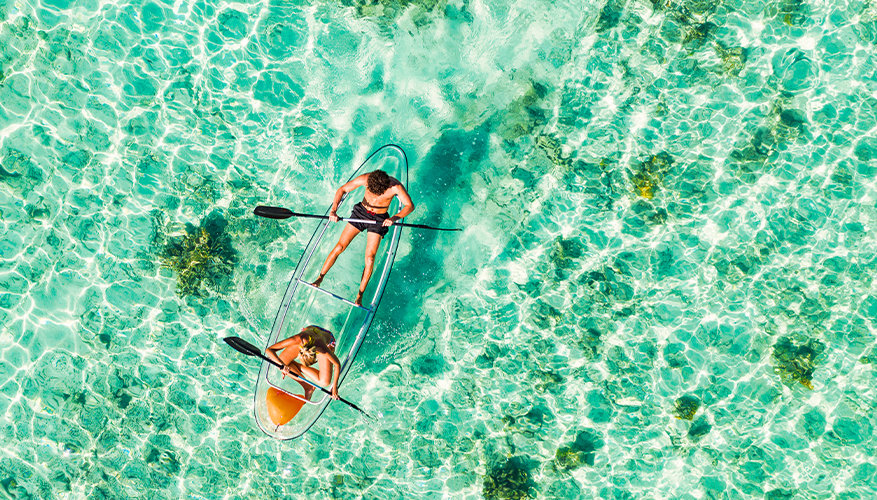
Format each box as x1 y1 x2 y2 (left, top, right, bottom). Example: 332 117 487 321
253 144 408 440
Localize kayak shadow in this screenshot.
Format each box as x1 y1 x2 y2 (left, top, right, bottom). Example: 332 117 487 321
360 124 490 368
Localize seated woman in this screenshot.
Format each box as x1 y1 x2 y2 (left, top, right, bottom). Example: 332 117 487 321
265 325 340 401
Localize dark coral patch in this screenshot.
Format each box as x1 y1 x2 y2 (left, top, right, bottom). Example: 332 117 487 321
673 395 700 420
157 211 237 298
483 457 536 500
772 336 825 390
554 429 603 470
411 353 448 376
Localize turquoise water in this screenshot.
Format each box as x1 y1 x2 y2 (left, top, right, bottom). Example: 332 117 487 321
1 0 877 497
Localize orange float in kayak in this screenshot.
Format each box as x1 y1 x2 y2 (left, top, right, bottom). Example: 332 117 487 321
266 387 306 426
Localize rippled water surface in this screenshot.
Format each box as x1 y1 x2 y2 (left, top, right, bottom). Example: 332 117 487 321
2 0 877 498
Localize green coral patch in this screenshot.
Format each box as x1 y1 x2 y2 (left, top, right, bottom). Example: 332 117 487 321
630 152 673 199
714 43 747 76
673 395 700 420
157 211 237 298
553 429 602 470
483 457 536 500
772 336 825 390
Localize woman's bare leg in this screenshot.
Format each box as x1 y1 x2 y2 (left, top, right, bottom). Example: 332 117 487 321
313 224 362 287
299 356 333 397
284 360 317 400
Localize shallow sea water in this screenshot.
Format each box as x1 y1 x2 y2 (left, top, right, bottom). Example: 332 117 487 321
2 0 877 498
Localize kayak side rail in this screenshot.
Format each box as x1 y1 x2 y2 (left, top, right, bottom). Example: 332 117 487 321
296 279 369 311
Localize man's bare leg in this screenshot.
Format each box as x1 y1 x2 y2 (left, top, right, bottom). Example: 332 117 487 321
313 224 361 287
355 232 383 305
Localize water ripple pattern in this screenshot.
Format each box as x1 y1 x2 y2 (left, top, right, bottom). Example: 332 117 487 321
1 0 876 498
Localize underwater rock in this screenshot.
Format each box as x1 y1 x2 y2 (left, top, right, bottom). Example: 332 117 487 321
688 415 712 439
411 353 448 376
681 20 716 46
673 395 700 420
578 327 603 359
502 406 548 436
596 0 624 32
714 43 747 76
681 0 722 16
631 176 655 200
475 342 502 368
657 0 719 47
553 429 602 470
550 236 586 271
729 98 806 177
483 457 536 500
765 488 797 500
630 152 673 199
411 436 442 468
530 299 562 329
497 81 550 141
157 211 237 298
0 148 45 195
350 0 446 24
854 137 877 161
729 127 774 177
827 163 855 199
554 446 588 469
771 104 807 144
533 369 563 394
534 133 572 168
663 342 687 368
766 0 809 27
772 336 825 390
145 442 181 476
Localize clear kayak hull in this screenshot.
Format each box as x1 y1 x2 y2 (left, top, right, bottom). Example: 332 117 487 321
253 144 408 440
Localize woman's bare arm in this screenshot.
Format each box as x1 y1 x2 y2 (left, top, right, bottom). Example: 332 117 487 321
325 350 341 399
265 336 302 376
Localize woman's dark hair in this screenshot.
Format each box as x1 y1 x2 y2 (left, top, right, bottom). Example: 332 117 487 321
367 170 392 195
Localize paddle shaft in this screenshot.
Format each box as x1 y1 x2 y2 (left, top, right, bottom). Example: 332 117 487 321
254 206 461 232
256 351 372 417
292 211 458 231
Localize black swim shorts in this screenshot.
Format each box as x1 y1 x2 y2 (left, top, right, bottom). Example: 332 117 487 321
349 203 390 237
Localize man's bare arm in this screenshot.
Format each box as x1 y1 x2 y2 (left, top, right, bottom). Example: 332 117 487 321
330 174 369 218
385 185 415 225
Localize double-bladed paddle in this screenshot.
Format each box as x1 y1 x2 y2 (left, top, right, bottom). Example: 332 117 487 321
254 206 462 232
223 336 375 420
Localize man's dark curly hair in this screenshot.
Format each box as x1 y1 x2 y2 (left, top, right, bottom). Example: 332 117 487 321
367 170 392 195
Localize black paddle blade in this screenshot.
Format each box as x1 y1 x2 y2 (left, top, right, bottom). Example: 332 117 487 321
254 206 294 220
224 336 263 357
